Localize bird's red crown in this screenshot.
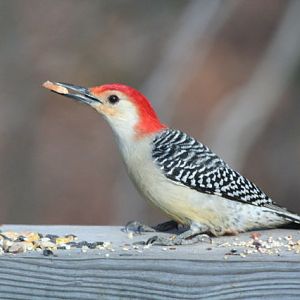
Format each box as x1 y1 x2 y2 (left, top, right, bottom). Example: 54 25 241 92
91 83 166 137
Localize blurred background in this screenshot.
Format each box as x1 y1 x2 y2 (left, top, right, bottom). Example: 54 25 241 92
0 0 300 225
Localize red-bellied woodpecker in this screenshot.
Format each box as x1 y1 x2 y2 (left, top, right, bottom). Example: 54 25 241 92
43 81 300 245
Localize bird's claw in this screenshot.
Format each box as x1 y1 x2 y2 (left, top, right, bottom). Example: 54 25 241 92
146 235 175 246
146 233 212 246
124 221 156 234
124 220 180 235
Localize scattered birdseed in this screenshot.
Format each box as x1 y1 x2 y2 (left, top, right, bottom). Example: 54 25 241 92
43 249 54 256
65 234 77 240
252 240 262 250
40 237 50 242
103 241 111 248
56 236 75 245
45 234 59 240
3 240 13 251
2 229 300 259
36 240 56 249
0 230 106 256
218 242 231 247
219 232 300 259
1 232 18 241
87 242 97 249
57 246 66 250
81 245 89 253
225 249 239 256
8 242 31 253
250 232 261 240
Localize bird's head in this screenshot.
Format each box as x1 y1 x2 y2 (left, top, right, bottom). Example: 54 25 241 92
43 81 166 142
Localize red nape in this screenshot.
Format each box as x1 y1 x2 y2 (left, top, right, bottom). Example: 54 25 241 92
91 84 167 136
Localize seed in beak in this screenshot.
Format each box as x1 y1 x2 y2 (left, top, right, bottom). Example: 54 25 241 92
42 80 69 95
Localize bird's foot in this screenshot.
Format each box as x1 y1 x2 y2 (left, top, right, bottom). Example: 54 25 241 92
124 221 156 234
124 220 180 235
146 230 212 246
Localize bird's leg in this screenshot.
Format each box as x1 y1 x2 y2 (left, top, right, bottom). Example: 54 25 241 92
124 220 180 234
147 223 212 246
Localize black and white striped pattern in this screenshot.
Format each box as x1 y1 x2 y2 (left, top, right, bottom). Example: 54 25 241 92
152 129 277 208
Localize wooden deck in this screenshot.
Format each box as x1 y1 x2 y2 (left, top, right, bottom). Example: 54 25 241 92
0 225 300 299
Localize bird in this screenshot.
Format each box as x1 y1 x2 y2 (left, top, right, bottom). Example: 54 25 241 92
43 80 300 245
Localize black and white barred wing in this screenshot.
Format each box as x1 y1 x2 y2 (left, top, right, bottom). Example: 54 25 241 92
152 129 276 207
151 129 300 224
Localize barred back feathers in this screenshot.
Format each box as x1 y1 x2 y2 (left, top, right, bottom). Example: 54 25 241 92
152 129 300 224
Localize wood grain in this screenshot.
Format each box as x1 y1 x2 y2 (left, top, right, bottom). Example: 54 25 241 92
0 225 300 300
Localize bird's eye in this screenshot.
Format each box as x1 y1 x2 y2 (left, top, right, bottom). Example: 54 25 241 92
108 95 120 104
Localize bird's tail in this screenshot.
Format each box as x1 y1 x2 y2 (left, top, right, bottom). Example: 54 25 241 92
274 209 300 228
265 202 300 228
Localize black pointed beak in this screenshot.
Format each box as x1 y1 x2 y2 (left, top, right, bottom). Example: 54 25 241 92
50 82 102 105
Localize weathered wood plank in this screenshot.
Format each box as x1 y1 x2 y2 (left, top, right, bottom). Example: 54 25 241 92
0 225 300 299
